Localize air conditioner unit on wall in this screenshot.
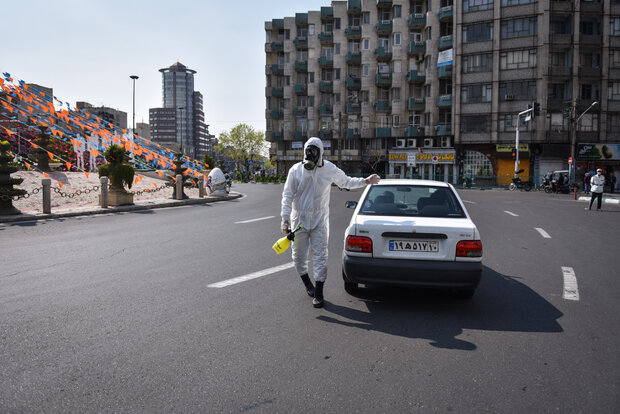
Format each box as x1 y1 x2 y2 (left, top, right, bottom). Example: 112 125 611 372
353 128 360 135
441 137 451 147
423 138 433 147
407 139 417 148
395 139 405 148
505 94 515 101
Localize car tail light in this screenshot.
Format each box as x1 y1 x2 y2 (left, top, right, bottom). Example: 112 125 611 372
346 235 373 253
456 240 483 257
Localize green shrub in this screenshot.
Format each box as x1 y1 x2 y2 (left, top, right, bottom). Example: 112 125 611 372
98 144 135 189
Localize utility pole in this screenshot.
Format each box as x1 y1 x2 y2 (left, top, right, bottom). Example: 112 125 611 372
569 100 598 184
338 112 342 169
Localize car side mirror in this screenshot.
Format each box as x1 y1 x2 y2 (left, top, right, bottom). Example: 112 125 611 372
345 201 357 209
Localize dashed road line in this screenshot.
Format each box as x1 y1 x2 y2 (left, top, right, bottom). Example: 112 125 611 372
234 216 275 224
535 227 551 238
504 210 519 217
462 200 476 204
207 262 295 288
562 266 579 301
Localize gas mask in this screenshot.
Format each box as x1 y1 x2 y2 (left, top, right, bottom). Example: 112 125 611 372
304 145 321 170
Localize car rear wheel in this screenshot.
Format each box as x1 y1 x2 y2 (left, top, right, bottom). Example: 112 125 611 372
342 270 358 294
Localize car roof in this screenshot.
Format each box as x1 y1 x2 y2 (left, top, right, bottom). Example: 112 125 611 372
373 179 451 187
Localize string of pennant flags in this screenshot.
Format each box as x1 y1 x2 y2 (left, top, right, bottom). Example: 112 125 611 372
0 70 209 187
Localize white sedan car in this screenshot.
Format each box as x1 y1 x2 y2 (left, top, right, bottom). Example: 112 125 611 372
342 179 483 298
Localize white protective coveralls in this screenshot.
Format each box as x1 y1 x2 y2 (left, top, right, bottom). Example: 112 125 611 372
281 137 368 282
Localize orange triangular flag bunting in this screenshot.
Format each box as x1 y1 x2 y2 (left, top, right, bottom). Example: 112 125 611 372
65 162 71 170
84 171 90 179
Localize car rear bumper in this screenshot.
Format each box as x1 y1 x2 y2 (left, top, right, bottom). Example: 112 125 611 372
343 255 482 289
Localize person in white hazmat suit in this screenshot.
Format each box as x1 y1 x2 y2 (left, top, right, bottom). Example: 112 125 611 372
281 137 380 308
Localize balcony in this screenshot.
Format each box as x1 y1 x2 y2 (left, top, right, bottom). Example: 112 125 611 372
270 42 283 52
437 65 452 79
271 109 283 119
295 84 307 95
375 73 392 86
320 129 333 139
294 107 308 117
319 105 333 115
407 70 425 83
295 131 308 140
319 32 334 44
375 20 393 35
348 0 362 14
319 56 334 67
408 13 426 29
438 94 452 108
294 60 308 72
408 97 425 110
408 41 426 55
272 87 284 97
346 102 361 114
294 37 308 49
439 35 453 50
406 126 423 137
271 132 284 141
345 26 362 38
321 6 334 20
346 128 361 138
376 127 392 138
319 81 333 93
436 124 452 136
295 13 308 26
439 5 453 22
376 100 391 112
346 76 361 89
346 51 362 65
271 64 284 74
376 46 393 61
271 19 284 28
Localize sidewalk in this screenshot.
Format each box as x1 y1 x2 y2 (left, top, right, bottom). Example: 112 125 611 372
1 171 241 223
577 193 620 205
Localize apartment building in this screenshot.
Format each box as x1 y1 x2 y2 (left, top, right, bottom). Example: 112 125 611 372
265 0 620 186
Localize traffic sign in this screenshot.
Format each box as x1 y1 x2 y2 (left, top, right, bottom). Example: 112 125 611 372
568 157 572 165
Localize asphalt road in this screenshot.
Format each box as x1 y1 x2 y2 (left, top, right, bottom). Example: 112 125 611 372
1 183 619 413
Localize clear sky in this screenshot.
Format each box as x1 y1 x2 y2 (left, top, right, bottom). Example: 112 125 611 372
3 0 326 138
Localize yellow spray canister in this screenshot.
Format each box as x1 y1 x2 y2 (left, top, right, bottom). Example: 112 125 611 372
272 225 303 254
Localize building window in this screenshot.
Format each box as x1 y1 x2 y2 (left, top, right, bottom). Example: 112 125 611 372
361 90 369 102
393 32 401 46
362 38 370 50
394 5 401 18
362 12 370 25
580 52 600 68
335 18 341 30
580 83 600 100
463 151 493 179
577 114 598 132
550 16 572 35
463 0 493 13
309 24 315 36
609 82 620 100
550 50 571 67
393 60 401 73
502 0 536 6
363 65 369 76
463 22 493 43
612 18 620 36
610 50 620 68
499 80 536 101
500 49 537 70
548 82 571 101
462 53 493 73
461 84 492 103
392 87 401 102
498 114 533 132
461 115 491 133
501 17 537 39
393 115 400 128
608 113 620 132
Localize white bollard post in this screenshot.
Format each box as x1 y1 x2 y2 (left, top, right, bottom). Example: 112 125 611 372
42 178 51 214
198 176 205 198
176 174 183 200
100 176 109 208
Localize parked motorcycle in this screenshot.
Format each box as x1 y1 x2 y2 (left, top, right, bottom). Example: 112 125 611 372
509 169 532 191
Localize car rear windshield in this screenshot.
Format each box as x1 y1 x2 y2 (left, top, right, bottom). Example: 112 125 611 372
359 185 466 218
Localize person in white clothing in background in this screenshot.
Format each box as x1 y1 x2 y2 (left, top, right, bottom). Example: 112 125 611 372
588 168 605 211
280 137 380 308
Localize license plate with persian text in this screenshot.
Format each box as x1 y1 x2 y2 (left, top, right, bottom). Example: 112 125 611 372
389 240 439 252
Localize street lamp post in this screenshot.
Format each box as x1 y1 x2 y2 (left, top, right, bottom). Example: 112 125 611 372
569 100 598 184
129 75 139 134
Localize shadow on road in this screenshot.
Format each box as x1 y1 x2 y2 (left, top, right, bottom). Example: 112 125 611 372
318 265 563 350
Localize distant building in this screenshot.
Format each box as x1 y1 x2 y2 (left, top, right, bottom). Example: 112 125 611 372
149 107 180 151
76 101 127 130
136 122 151 139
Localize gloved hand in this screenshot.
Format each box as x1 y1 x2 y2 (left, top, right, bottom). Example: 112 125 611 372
281 220 291 234
365 174 380 185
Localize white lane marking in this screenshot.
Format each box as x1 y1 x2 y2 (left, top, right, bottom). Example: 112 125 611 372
504 210 519 217
208 262 295 288
562 267 579 301
535 227 551 239
234 216 275 224
462 200 476 204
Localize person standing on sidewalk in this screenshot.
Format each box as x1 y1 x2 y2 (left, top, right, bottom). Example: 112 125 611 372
583 172 590 194
280 137 380 308
588 169 605 211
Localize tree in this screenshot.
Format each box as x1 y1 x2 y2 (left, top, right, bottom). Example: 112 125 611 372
362 149 387 174
203 154 215 169
215 124 268 173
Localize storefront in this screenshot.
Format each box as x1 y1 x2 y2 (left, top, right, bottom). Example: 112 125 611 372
495 144 530 186
388 149 457 182
577 143 620 191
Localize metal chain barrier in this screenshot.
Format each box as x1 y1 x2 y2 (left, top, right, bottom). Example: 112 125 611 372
52 185 100 199
130 182 173 197
0 186 43 201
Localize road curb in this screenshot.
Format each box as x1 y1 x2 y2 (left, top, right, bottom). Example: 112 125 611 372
0 192 242 223
577 195 620 204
